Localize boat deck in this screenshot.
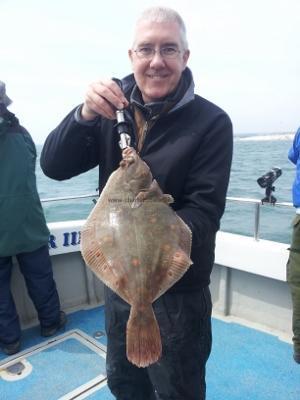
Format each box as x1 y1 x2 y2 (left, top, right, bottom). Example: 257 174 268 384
0 305 299 399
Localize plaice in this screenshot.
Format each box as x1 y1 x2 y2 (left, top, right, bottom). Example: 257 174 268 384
81 147 192 367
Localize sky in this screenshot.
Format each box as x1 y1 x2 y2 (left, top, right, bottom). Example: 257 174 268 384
1 0 300 144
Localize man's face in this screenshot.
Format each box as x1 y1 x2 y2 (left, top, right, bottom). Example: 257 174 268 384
128 20 190 103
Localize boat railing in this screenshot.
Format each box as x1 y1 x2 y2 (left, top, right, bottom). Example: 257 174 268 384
226 196 293 240
41 193 98 203
40 193 294 242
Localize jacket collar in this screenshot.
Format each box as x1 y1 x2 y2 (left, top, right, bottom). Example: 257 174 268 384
0 109 19 136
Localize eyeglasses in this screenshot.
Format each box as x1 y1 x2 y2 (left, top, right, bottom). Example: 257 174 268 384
133 46 181 60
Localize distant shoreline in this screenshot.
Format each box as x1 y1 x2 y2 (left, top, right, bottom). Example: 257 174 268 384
235 132 293 141
235 131 293 136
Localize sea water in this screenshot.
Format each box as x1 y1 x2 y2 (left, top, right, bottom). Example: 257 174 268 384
221 133 294 244
36 132 296 244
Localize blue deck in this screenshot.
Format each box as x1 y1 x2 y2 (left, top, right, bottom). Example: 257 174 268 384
0 305 299 399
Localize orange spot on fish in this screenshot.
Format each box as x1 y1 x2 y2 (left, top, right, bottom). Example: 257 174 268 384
116 277 126 288
102 235 113 245
163 244 171 252
131 258 140 267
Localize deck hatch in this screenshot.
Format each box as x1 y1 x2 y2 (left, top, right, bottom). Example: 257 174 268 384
0 329 108 400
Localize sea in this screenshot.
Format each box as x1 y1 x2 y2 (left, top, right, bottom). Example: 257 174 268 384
36 132 296 245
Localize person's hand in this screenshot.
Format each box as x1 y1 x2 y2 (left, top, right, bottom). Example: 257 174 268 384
81 79 129 121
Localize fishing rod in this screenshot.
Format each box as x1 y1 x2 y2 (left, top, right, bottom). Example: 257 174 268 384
112 78 131 149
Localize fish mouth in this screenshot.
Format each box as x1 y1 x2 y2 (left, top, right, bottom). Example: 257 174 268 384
122 147 137 158
120 147 137 168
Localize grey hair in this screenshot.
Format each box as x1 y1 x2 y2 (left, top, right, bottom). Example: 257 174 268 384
133 6 189 50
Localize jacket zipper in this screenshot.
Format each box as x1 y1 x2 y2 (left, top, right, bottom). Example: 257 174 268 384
138 115 159 155
138 120 149 154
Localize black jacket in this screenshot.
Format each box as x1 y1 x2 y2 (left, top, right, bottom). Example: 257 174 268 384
40 69 233 291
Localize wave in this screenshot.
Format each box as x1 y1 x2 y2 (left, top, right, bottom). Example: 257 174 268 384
235 133 294 142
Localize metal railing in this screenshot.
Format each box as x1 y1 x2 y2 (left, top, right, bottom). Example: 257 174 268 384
40 193 294 241
41 193 98 203
226 196 293 240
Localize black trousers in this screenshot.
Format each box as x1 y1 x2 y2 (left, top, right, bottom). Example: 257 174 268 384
0 245 61 344
105 286 212 400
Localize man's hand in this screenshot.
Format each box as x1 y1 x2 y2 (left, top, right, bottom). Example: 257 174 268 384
81 79 129 121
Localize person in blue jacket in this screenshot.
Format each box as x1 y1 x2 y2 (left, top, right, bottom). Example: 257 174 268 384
287 126 300 364
0 81 66 356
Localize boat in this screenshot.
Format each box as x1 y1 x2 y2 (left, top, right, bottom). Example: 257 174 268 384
0 195 299 399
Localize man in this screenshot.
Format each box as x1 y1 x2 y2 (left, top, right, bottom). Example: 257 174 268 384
41 6 233 399
287 126 300 365
0 81 66 356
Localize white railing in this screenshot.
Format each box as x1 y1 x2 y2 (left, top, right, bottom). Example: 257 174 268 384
41 193 294 242
226 196 293 240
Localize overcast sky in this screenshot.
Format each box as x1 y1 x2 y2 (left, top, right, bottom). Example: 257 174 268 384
1 0 299 144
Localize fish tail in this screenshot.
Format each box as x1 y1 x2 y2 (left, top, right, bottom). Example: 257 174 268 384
126 304 162 368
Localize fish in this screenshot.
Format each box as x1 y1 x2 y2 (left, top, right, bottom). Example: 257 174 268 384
81 147 192 367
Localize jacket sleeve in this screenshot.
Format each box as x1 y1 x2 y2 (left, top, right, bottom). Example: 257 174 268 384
176 112 233 246
40 106 101 180
288 127 300 165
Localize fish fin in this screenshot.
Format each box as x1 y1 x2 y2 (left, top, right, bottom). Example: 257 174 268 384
161 194 174 204
178 217 192 256
148 180 173 204
126 304 162 368
131 181 173 208
153 249 192 301
81 227 130 303
131 192 146 208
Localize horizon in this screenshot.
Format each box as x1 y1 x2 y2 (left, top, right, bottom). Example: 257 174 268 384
34 130 295 146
